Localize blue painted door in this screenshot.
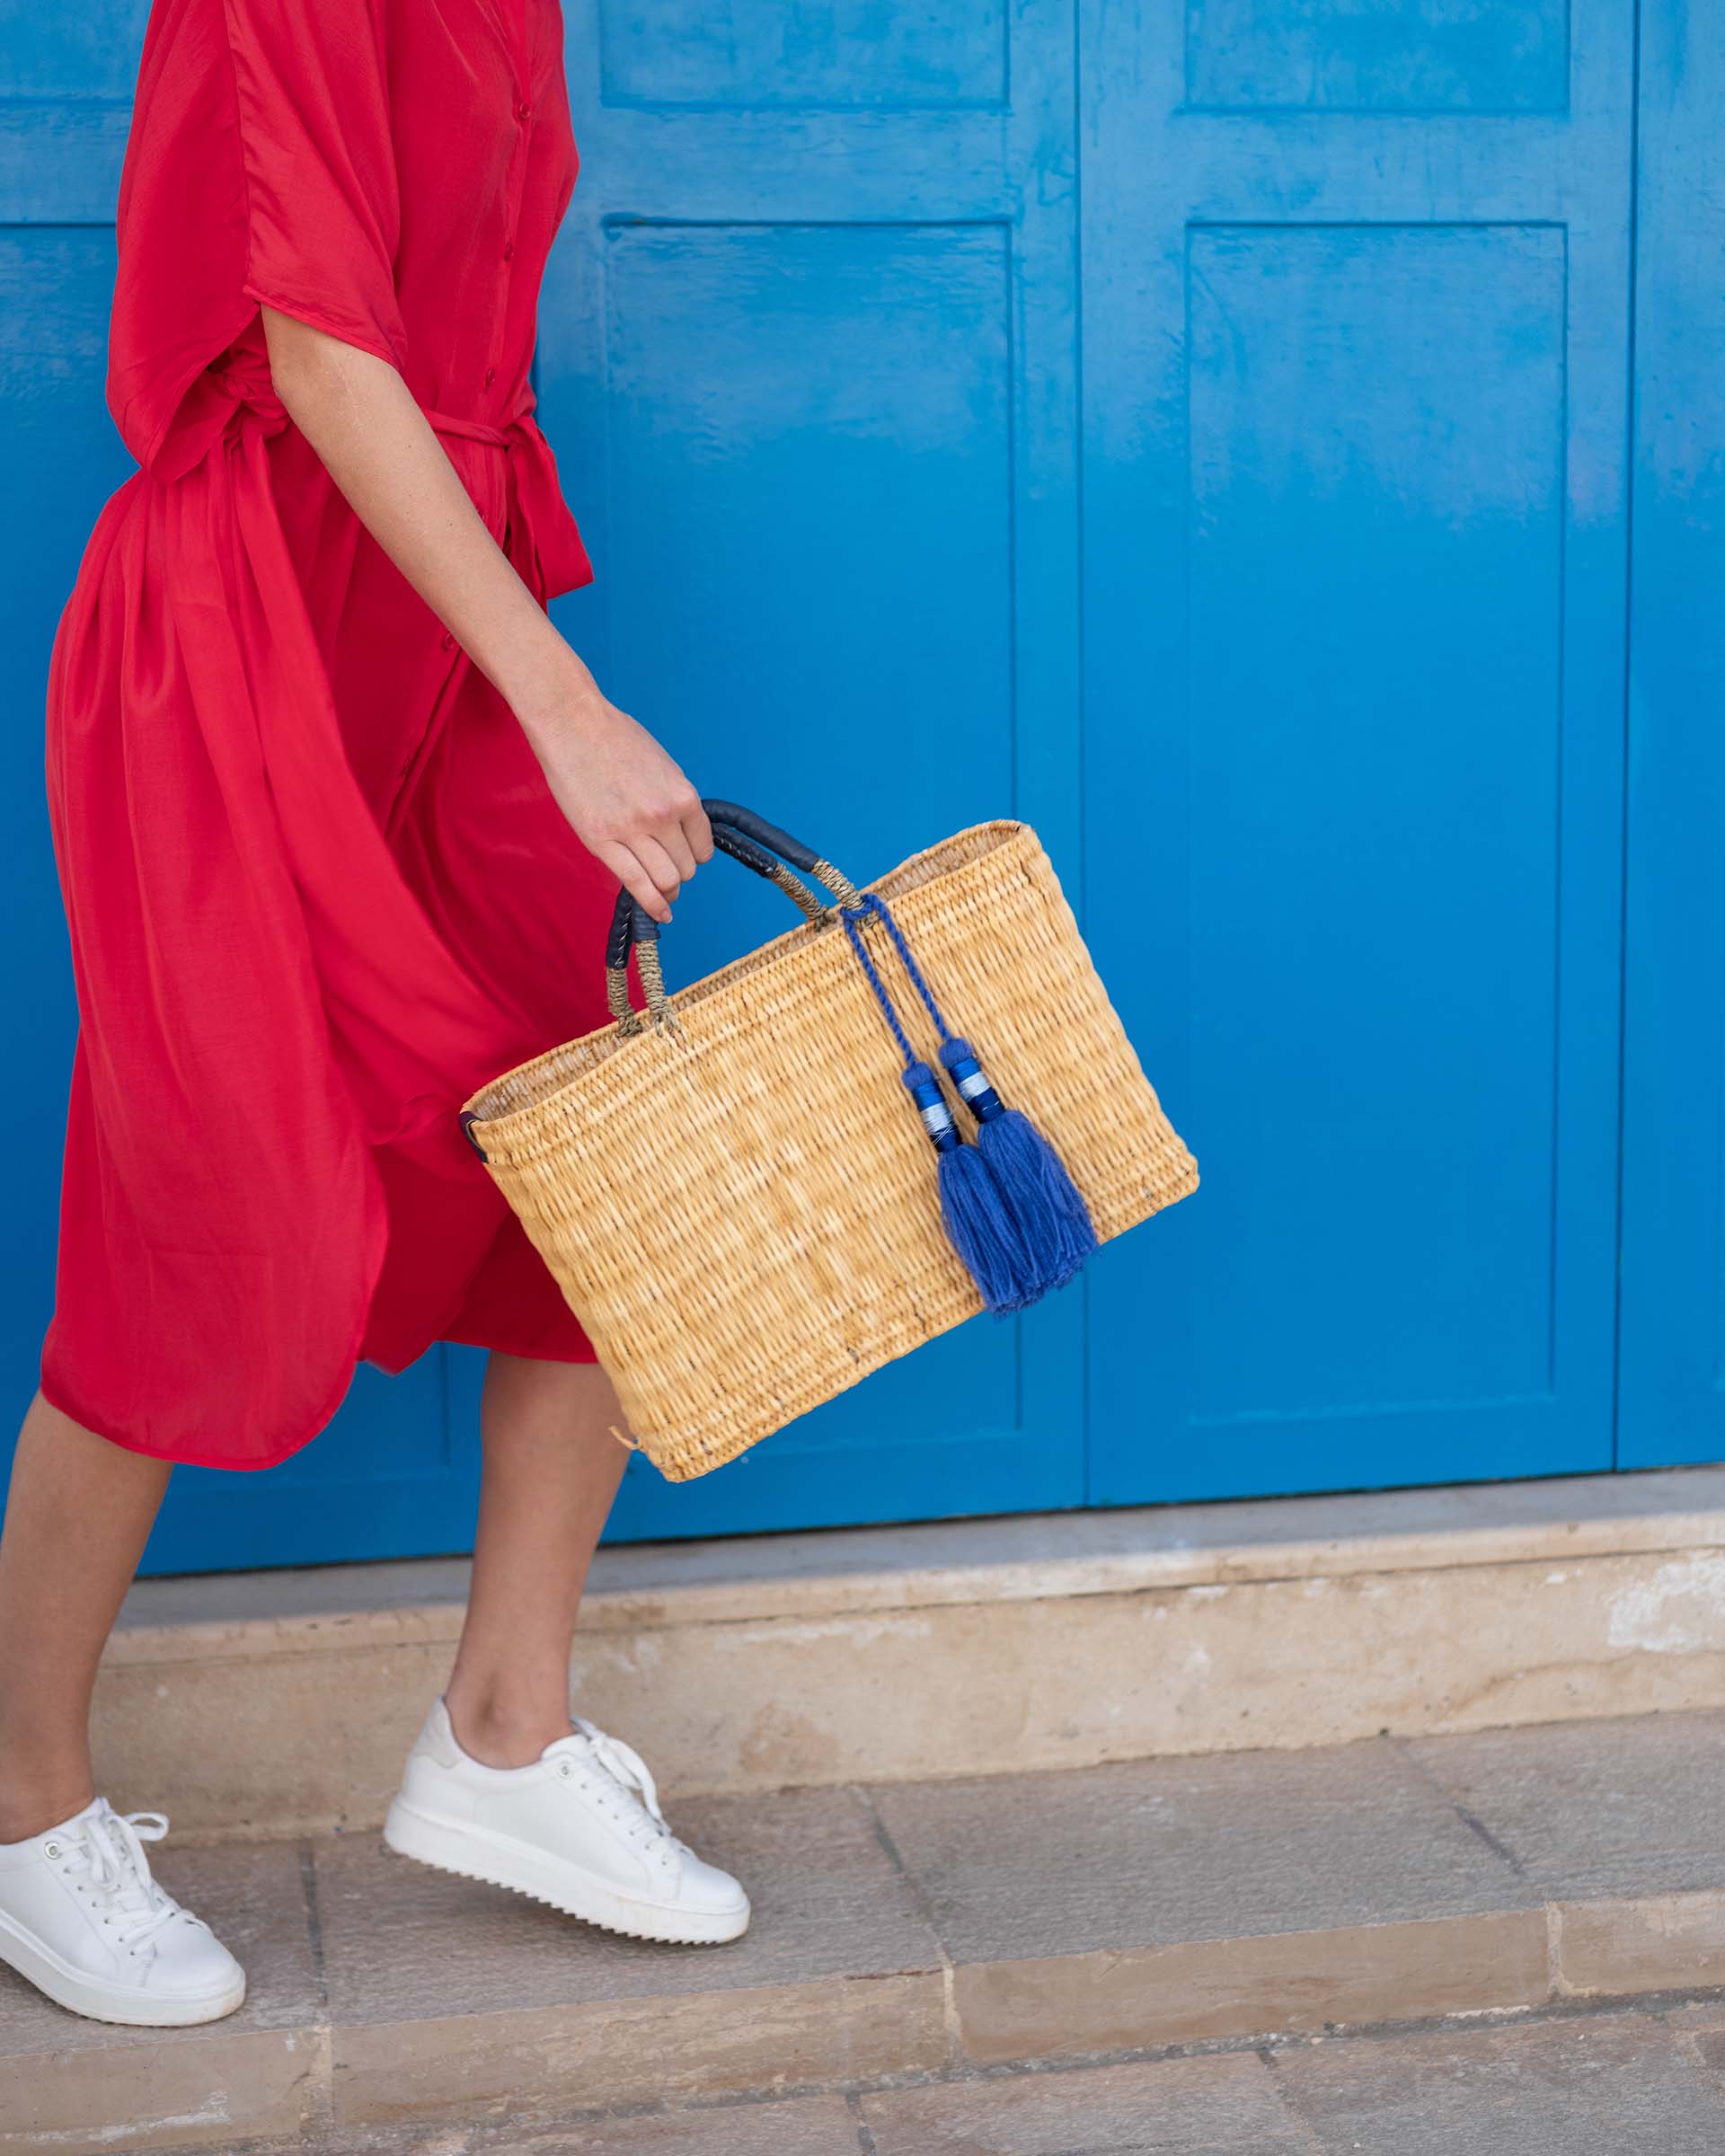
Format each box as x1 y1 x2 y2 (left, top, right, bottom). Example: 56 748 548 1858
1079 0 1634 1501
0 1 1684 1576
1618 0 1725 1465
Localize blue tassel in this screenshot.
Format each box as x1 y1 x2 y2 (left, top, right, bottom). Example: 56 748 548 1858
901 1062 1040 1313
940 1038 1098 1293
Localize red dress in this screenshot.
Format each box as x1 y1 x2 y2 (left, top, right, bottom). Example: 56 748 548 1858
41 0 614 1470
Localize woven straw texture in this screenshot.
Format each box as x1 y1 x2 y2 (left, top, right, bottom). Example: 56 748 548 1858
464 821 1198 1480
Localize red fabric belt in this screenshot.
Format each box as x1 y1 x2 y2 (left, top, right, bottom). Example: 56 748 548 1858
182 366 593 601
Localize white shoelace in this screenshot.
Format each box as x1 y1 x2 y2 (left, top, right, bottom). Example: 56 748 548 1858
61 1807 184 1954
570 1719 678 1849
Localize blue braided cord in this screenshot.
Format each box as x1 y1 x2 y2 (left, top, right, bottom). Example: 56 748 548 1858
841 902 921 1070
851 894 956 1046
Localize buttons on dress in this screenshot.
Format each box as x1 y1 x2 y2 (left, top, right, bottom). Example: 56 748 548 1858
503 239 515 261
440 631 456 651
515 100 532 124
484 367 496 387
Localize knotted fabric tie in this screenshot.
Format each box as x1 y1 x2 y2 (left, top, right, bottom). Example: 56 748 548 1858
164 364 592 601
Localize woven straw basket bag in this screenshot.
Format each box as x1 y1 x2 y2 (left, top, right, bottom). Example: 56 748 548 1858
461 803 1198 1480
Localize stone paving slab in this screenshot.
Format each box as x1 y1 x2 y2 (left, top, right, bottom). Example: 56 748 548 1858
1270 2010 1725 2152
314 1785 946 2116
862 1721 1725 2059
869 1737 1537 1959
1405 1710 1725 1896
858 2053 1311 2152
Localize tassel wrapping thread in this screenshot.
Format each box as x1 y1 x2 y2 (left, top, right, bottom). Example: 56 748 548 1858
901 1061 1042 1312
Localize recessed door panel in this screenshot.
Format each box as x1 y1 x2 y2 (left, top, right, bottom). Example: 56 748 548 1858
1081 4 1632 1503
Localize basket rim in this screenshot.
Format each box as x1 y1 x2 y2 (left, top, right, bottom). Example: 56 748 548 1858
462 817 1034 1144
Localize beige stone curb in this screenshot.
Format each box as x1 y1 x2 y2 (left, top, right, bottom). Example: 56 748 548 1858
951 1890 1725 2067
8 1888 1724 2152
93 1468 1725 1841
108 1463 1725 1663
1555 1888 1725 1998
0 2027 324 2154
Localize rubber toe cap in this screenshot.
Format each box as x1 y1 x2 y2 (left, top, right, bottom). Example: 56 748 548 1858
677 1851 750 1922
147 1914 247 2004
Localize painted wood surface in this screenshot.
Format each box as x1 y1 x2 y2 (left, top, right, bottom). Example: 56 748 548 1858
1619 0 1725 1466
0 2 1703 1573
1080 0 1636 1505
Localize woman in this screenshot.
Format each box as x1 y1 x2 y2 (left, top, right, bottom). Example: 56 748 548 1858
0 0 748 2029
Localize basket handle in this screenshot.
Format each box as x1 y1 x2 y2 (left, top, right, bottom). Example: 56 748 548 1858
462 804 862 1154
606 801 863 1032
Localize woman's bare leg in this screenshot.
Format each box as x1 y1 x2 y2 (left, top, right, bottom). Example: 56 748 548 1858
0 1394 171 1840
442 1354 629 1768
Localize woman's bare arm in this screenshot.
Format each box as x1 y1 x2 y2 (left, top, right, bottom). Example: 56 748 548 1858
261 307 707 923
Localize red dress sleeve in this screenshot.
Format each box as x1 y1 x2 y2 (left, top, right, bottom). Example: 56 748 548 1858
107 0 407 475
223 0 405 363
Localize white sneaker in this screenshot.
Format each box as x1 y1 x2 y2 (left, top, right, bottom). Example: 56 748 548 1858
383 1700 749 1946
0 1798 245 2027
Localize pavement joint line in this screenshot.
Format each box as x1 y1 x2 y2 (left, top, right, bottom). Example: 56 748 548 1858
1547 1898 1569 1998
844 2088 881 2153
1254 2040 1331 2153
294 1838 337 2141
851 1780 964 2063
1392 1731 1535 1881
296 1838 330 2011
1663 1993 1725 2098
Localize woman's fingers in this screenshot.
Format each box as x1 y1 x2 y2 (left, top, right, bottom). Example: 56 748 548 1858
682 802 715 866
656 821 700 886
597 841 673 925
634 833 686 905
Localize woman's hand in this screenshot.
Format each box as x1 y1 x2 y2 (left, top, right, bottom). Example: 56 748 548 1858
260 307 709 923
528 681 712 924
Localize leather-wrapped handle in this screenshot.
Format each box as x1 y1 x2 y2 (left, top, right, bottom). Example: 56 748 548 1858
606 801 862 1033
462 807 862 1154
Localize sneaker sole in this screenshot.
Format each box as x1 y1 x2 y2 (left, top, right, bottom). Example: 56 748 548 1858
0 1910 245 2028
381 1795 749 1946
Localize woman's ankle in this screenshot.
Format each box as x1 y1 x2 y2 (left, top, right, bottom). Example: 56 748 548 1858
0 1766 97 1845
441 1675 572 1770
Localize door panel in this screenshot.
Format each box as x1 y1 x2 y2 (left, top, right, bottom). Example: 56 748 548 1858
0 224 125 1495
1080 3 1633 1501
1618 0 1725 1464
1184 1 1570 114
1184 223 1567 1425
544 0 1087 1540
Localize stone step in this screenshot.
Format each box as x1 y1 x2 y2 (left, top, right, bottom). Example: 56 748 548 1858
59 2001 1725 2156
7 1709 1725 2154
100 1466 1725 1838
